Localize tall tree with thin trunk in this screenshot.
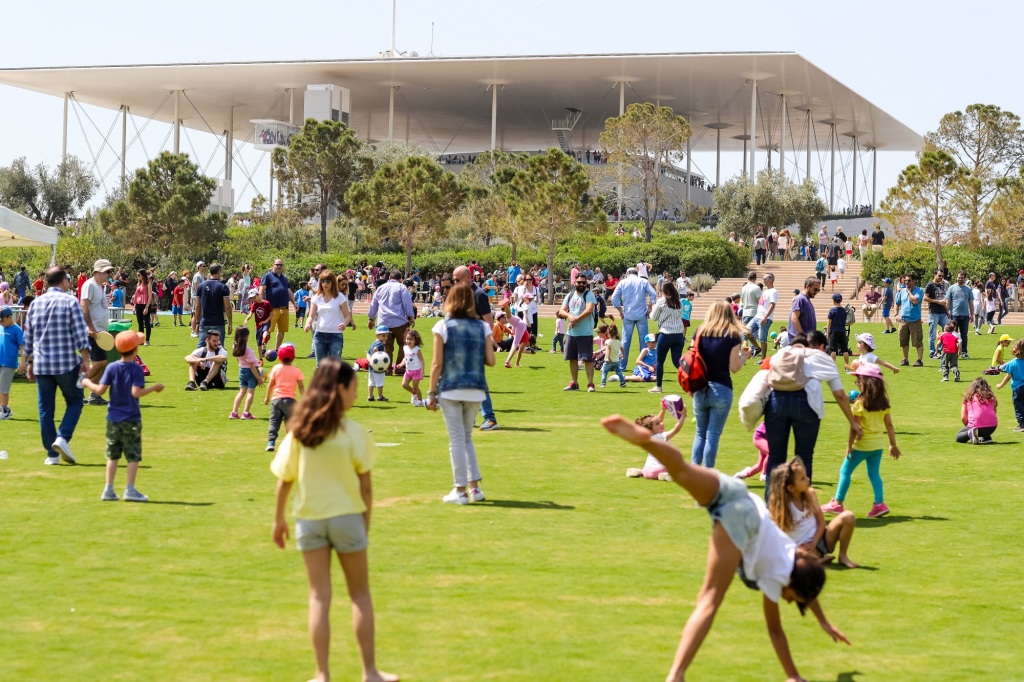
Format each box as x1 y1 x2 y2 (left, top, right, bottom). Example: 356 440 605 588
600 103 691 242
273 118 370 253
0 156 96 226
457 150 533 257
712 169 826 241
347 156 468 276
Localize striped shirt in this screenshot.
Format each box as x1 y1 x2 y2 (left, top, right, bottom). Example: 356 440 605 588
24 286 90 376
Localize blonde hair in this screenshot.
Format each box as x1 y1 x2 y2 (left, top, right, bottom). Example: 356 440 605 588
699 300 746 339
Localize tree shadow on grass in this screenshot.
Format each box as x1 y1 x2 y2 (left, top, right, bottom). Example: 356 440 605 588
474 499 575 510
810 672 862 682
862 514 949 527
146 501 215 506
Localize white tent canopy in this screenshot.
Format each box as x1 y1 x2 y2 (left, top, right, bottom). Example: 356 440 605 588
0 205 59 247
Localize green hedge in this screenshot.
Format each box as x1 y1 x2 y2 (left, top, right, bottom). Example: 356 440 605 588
861 243 1024 284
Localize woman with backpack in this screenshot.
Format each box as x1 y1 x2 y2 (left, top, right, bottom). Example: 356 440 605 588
689 300 749 468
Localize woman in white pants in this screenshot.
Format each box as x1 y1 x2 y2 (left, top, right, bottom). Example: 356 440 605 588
426 283 496 504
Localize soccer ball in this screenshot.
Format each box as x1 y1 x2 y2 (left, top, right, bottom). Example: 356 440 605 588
265 349 278 362
769 331 778 339
662 394 685 419
370 351 391 373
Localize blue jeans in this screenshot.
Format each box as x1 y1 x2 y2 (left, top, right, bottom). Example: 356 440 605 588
36 370 84 458
198 324 226 348
928 312 948 355
1012 385 1024 428
313 331 344 365
601 363 626 386
748 317 772 345
763 389 822 501
690 382 733 468
655 332 686 388
479 391 496 424
620 317 649 372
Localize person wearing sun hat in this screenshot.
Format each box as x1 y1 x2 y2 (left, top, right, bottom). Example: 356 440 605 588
81 331 164 502
80 259 115 406
991 333 1015 370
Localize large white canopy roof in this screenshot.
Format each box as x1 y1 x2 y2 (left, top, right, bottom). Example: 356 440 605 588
0 205 59 248
0 52 921 156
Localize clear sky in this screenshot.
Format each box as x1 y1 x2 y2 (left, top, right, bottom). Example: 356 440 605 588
2 0 1021 213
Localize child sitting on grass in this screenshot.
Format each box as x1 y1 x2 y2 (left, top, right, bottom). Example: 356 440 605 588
957 377 998 444
769 457 858 568
986 333 1014 375
81 331 164 502
624 334 658 382
626 401 685 481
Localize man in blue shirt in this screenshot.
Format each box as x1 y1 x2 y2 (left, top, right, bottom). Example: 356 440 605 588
507 260 522 285
611 267 658 373
895 272 924 366
945 270 973 359
260 258 297 350
557 274 598 391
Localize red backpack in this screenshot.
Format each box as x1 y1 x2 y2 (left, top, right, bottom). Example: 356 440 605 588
677 331 708 394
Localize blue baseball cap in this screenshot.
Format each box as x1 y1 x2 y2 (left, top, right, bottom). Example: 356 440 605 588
883 277 892 283
0 306 11 318
644 333 656 343
375 324 390 334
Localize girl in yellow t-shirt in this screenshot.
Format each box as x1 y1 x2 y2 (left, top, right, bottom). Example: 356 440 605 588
820 362 902 520
271 358 398 682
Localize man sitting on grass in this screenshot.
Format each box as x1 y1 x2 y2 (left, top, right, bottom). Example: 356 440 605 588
184 330 228 391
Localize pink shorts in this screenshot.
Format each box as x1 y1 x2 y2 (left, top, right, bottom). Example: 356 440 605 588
404 369 423 381
642 467 667 480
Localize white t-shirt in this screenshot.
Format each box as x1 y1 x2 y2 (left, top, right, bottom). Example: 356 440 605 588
742 493 797 603
312 294 349 334
80 278 109 331
636 262 649 278
403 345 423 372
798 349 845 420
787 500 818 546
860 350 878 364
756 287 779 321
431 319 492 402
778 235 789 251
642 433 667 471
675 276 692 296
776 329 791 348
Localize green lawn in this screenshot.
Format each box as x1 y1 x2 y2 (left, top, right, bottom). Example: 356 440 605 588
1 315 1022 681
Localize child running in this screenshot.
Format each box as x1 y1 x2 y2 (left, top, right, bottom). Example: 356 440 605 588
271 358 399 682
957 377 998 444
230 327 263 420
734 421 769 482
367 325 389 402
81 331 165 502
395 329 425 406
995 338 1024 432
769 458 858 568
846 333 899 374
599 324 626 388
626 402 685 480
624 334 658 382
504 310 531 369
264 344 305 452
602 413 849 682
821 363 902 518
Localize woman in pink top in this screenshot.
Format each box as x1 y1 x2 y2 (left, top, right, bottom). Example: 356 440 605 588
957 378 999 444
132 269 152 346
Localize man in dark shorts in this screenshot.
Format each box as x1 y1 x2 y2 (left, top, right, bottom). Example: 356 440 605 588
558 274 598 392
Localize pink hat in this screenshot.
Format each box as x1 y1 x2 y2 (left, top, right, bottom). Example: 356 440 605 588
849 362 883 379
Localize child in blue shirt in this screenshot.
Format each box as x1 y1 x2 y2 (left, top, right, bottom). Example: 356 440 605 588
680 293 694 342
0 306 25 419
110 282 125 308
294 282 309 328
82 331 164 502
996 338 1024 432
367 325 389 402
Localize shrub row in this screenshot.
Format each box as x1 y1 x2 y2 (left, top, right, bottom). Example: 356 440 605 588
861 243 1024 284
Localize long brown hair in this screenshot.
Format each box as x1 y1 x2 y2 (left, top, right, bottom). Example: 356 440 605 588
290 358 355 448
318 269 339 299
768 457 807 532
963 378 997 407
661 281 681 310
444 282 478 319
855 375 890 412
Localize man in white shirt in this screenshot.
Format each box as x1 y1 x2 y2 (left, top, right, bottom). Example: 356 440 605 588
739 271 761 351
749 273 777 357
80 258 114 405
675 269 692 297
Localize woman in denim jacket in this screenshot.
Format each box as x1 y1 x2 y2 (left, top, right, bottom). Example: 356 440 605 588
426 283 496 504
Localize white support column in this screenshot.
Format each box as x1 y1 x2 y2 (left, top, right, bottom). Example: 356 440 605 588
120 105 127 184
289 88 295 125
268 159 274 212
743 137 748 175
715 128 721 187
490 84 498 151
805 110 812 182
617 81 625 219
779 95 787 179
685 135 692 205
388 86 395 141
872 147 877 211
829 124 836 213
62 92 69 162
749 80 757 178
851 136 858 214
173 90 180 154
225 107 234 182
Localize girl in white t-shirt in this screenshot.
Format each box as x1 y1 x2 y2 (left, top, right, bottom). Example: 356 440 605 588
847 332 900 374
769 457 858 568
626 403 684 480
395 329 425 406
602 414 849 682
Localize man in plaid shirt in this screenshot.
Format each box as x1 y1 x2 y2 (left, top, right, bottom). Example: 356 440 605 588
25 267 91 466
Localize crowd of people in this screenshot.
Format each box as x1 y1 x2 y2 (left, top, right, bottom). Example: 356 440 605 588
3 244 1024 682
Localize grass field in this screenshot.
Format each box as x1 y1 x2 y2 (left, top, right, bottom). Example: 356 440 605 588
2 314 1022 681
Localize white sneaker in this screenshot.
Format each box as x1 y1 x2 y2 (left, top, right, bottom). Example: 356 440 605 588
0 407 10 420
44 456 60 465
190 331 199 338
469 488 485 502
51 436 76 464
101 488 119 501
410 396 418 405
626 467 643 478
442 488 469 505
657 472 673 482
123 488 149 502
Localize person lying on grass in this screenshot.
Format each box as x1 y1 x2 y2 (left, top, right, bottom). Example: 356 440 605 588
601 414 850 682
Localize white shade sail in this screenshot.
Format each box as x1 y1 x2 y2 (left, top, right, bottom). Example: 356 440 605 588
0 205 59 248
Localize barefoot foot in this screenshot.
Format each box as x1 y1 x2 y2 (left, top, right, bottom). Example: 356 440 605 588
838 556 859 568
365 672 400 682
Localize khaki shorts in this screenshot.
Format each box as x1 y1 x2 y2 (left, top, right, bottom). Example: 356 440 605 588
269 307 289 333
899 319 923 348
295 513 368 553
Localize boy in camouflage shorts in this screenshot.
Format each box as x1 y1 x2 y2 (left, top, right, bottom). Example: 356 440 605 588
82 331 164 502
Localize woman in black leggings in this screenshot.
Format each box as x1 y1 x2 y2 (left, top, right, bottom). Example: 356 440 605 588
133 269 152 345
